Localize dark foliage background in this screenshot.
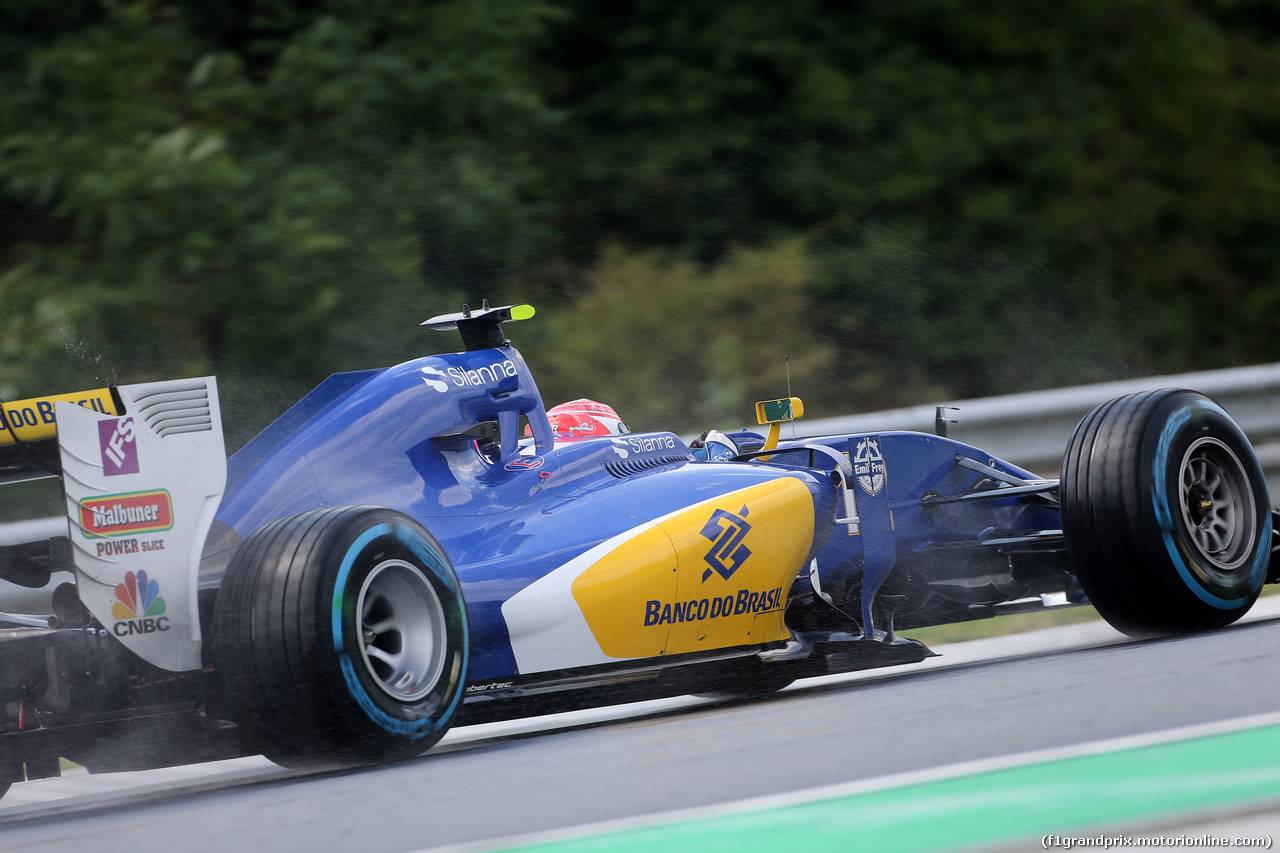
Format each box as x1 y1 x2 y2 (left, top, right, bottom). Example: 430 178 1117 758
3 0 1279 443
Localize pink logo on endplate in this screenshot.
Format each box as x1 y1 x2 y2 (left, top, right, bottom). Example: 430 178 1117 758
99 417 138 476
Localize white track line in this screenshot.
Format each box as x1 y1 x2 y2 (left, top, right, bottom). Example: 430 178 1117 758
3 598 1277 814
418 708 1280 853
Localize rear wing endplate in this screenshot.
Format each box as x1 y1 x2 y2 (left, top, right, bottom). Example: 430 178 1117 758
57 378 226 672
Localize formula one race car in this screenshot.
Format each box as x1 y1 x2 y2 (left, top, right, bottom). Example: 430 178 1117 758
0 303 1274 795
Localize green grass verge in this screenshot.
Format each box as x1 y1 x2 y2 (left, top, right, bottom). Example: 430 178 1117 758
905 605 1102 645
905 583 1280 645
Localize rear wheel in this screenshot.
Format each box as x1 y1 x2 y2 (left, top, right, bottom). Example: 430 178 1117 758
213 507 468 768
1060 390 1270 637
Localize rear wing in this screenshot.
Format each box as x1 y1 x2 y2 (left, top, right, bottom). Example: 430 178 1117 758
0 379 227 672
56 378 227 671
0 388 122 485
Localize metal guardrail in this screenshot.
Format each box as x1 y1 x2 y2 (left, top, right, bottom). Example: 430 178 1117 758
3 362 1276 620
796 362 1280 499
6 361 1280 552
0 518 70 614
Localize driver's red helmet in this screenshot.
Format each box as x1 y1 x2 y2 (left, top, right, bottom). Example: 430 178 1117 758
542 399 629 442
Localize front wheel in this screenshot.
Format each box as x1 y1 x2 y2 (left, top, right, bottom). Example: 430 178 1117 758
213 507 468 768
1060 390 1271 637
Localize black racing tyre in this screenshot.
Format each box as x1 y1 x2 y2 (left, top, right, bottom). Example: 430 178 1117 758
213 507 468 768
1060 389 1271 637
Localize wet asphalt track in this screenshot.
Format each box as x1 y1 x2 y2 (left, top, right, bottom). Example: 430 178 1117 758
2 600 1280 853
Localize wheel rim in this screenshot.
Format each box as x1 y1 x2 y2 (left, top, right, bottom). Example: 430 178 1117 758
1177 437 1257 574
355 559 448 702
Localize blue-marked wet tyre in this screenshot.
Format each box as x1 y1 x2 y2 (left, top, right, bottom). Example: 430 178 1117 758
213 507 468 768
1060 390 1271 637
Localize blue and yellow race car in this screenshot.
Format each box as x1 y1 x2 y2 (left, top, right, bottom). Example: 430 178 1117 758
0 302 1272 790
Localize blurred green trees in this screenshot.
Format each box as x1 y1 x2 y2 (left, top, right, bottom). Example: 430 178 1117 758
3 0 1280 436
523 239 836 430
0 0 557 430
